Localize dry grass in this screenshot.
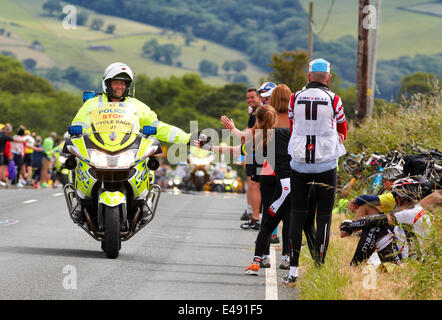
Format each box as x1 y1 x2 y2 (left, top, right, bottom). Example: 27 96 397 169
297 212 441 300
297 89 441 300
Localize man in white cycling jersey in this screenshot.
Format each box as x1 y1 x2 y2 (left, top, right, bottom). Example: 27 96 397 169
340 178 432 265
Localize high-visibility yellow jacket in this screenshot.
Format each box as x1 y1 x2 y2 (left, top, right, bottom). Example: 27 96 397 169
71 94 190 145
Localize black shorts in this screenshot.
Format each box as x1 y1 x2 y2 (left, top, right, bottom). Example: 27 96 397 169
0 153 9 166
24 153 33 167
245 163 261 182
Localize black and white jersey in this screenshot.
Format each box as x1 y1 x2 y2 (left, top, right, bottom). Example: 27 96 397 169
288 82 346 164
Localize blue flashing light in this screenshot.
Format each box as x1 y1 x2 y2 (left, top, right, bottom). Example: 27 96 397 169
83 90 95 102
142 126 157 136
68 125 83 135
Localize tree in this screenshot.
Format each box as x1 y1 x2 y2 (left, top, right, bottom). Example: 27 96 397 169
159 44 181 65
232 74 249 84
230 60 247 73
0 70 55 95
268 50 308 92
90 18 104 31
76 11 89 26
199 59 218 76
0 54 23 73
184 26 195 46
222 61 231 73
42 0 62 17
22 58 37 71
397 72 437 99
141 40 181 65
142 39 159 56
106 24 116 34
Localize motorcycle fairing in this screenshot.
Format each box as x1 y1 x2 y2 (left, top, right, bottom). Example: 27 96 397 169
98 191 126 207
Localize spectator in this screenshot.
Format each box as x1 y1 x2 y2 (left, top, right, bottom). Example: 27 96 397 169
10 126 29 186
0 123 14 186
258 84 293 269
41 132 56 188
340 178 432 265
284 59 348 285
31 136 45 188
348 163 404 220
221 87 265 230
258 81 276 107
23 129 35 185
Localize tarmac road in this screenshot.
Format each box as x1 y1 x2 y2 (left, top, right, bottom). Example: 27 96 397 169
0 187 298 301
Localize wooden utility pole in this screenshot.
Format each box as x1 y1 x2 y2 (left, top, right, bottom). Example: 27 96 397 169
367 0 380 117
355 0 370 127
308 1 313 61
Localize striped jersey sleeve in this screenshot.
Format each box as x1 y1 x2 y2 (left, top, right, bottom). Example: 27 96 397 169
333 94 346 123
288 93 295 121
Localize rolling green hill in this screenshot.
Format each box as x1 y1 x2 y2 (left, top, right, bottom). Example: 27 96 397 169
0 0 265 91
299 0 442 60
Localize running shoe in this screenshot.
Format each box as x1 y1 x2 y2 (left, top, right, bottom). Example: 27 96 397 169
240 210 252 221
244 263 260 275
279 257 290 270
240 219 260 230
281 274 297 286
41 182 50 189
260 257 271 268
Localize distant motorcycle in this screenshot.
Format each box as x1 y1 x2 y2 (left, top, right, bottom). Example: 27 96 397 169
188 151 213 191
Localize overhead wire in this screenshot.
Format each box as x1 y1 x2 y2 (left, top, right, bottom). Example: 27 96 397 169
312 0 336 35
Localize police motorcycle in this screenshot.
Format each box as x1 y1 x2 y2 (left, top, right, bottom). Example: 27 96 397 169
62 97 162 259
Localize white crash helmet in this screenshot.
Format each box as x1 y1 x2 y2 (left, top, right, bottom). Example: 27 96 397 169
257 82 276 97
390 178 421 202
102 62 134 99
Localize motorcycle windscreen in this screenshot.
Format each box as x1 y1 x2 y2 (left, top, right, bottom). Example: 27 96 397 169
86 102 140 152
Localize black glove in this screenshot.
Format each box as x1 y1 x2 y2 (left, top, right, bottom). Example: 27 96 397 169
340 220 353 235
198 133 212 150
340 214 389 234
189 131 212 151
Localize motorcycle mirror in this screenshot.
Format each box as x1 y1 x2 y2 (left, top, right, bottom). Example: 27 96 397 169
147 158 160 171
142 126 157 136
83 90 95 102
65 156 77 170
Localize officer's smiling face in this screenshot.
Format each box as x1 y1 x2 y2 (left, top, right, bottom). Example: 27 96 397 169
110 80 126 98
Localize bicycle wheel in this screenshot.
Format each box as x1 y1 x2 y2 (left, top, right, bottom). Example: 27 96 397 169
359 172 384 195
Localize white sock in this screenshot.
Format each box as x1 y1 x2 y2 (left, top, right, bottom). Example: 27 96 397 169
281 255 289 261
262 254 270 259
289 266 298 278
246 205 252 214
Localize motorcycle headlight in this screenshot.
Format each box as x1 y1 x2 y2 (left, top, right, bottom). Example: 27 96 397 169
174 178 181 185
224 179 233 184
88 149 137 169
195 170 205 177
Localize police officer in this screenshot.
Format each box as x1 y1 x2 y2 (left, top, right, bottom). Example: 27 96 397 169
72 62 191 145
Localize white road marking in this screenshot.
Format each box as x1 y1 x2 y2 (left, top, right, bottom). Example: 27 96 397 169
52 193 63 197
265 246 278 300
0 219 20 226
22 199 38 204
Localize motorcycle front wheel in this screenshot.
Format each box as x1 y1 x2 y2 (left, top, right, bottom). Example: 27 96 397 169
102 206 121 259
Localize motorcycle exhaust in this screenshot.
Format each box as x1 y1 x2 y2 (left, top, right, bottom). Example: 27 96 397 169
121 184 161 241
63 183 101 241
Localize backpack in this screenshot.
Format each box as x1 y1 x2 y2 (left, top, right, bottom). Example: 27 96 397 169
403 154 429 178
